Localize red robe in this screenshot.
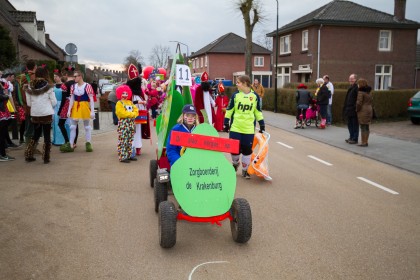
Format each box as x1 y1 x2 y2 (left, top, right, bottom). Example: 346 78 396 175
214 94 229 131
194 85 215 124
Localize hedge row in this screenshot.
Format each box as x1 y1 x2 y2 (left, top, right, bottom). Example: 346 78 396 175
225 86 417 122
100 86 416 122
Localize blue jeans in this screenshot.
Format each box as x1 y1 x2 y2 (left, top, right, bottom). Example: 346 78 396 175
327 104 332 124
347 116 359 141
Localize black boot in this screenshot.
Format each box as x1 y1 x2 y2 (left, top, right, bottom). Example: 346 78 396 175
25 139 36 162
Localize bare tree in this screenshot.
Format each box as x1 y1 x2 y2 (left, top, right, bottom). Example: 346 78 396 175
236 0 263 77
148 44 170 69
255 29 272 51
123 50 145 70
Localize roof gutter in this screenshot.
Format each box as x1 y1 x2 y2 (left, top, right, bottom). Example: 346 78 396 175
317 24 323 79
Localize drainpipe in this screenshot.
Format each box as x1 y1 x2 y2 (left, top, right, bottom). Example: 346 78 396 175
317 24 323 78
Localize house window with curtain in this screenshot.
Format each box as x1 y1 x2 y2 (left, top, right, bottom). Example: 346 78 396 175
378 30 392 51
375 65 392 90
278 66 291 87
200 57 203 68
254 57 264 67
280 35 291 54
302 30 308 51
205 56 208 67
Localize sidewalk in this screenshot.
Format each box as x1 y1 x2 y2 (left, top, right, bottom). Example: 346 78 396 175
263 110 420 175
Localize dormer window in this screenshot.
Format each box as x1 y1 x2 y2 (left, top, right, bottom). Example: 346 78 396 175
379 30 392 51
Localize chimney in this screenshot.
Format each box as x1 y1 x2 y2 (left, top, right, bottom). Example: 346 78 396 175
394 0 406 21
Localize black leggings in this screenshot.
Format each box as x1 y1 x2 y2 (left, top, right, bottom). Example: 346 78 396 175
0 120 8 156
58 119 78 143
33 123 51 144
296 108 308 120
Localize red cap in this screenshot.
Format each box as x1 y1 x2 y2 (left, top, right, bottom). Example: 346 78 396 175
128 64 139 80
297 83 307 89
201 72 208 82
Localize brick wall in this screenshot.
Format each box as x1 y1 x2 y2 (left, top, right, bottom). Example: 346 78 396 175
275 25 418 89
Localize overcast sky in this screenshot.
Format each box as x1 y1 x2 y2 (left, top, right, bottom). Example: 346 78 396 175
10 0 420 71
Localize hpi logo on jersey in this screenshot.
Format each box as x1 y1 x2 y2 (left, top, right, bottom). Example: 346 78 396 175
237 102 253 112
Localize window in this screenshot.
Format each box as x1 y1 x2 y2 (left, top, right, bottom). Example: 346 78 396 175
254 57 264 67
205 56 208 67
379 30 392 51
192 59 195 69
375 65 392 90
200 57 203 68
302 30 308 51
277 66 291 87
280 35 291 54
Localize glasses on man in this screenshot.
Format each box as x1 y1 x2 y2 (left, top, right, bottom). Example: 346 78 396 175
73 75 79 78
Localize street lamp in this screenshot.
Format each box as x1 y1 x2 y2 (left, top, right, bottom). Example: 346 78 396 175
169 40 189 58
274 0 279 113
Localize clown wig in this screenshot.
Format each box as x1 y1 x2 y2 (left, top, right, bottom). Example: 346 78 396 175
116 85 132 100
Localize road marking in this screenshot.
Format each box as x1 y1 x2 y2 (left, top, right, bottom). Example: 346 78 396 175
276 141 293 149
188 261 229 280
357 177 399 195
307 155 333 166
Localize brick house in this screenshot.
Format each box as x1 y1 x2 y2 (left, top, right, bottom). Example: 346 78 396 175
190 32 272 87
267 0 420 89
0 0 64 65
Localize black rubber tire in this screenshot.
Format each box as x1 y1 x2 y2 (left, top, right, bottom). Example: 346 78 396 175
159 201 177 248
305 119 311 126
149 160 158 188
154 179 168 213
411 117 420 125
230 198 252 243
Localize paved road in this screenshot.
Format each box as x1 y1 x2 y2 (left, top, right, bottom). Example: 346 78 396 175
1 112 419 279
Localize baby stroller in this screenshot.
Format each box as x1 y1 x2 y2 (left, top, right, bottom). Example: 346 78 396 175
305 98 321 127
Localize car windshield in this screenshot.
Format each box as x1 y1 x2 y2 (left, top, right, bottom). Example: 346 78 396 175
413 91 420 98
102 84 114 91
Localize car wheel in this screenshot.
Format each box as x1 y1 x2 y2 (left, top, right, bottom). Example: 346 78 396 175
154 179 168 213
411 117 420 125
159 201 177 248
149 160 158 188
230 198 252 243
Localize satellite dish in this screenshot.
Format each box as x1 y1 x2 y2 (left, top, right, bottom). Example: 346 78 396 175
65 43 77 55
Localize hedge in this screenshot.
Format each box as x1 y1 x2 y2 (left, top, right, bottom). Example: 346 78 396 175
225 86 417 122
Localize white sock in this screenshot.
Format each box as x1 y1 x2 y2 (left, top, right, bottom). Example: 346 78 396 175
242 155 251 171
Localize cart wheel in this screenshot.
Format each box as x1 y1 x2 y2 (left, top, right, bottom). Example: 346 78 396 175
154 179 168 213
230 198 252 243
149 160 158 188
306 119 311 127
159 201 177 248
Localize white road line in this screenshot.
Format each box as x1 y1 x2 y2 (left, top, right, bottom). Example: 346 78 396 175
307 155 333 166
357 177 399 195
188 261 229 280
276 141 294 149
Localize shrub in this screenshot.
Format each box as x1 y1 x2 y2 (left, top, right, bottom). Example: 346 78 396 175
99 93 111 112
262 88 417 122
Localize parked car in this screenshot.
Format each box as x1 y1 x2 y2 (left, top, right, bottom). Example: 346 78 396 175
408 91 420 125
101 84 114 95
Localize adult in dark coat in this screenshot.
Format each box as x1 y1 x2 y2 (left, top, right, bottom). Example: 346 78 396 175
356 78 373 147
294 83 312 129
343 73 359 144
316 78 330 129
